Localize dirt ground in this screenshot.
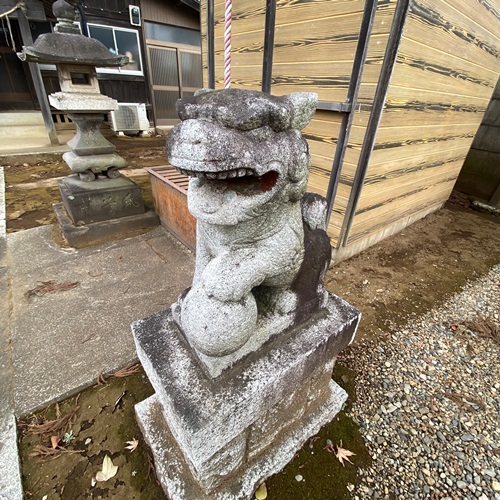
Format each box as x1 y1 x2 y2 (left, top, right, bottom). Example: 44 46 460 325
3 141 499 499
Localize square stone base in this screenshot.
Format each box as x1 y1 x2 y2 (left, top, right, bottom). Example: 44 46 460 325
54 202 159 248
132 293 360 499
136 381 347 500
58 174 145 225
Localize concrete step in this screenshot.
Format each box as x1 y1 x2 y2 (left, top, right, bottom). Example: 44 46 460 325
0 111 49 141
0 111 45 127
0 124 49 140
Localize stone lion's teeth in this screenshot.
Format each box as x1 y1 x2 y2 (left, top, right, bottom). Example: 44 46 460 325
227 170 238 178
206 172 217 179
195 172 204 178
237 169 247 177
217 172 228 179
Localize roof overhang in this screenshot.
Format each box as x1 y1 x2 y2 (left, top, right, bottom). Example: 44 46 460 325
0 0 46 21
179 0 200 12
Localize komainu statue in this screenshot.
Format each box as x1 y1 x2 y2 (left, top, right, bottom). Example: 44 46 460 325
167 89 331 364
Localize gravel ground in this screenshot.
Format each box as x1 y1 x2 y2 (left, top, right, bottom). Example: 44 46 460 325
341 265 500 499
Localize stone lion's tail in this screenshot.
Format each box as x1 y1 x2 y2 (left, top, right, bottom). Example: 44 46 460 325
300 192 328 231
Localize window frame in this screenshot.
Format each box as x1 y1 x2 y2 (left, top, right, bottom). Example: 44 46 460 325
87 23 144 76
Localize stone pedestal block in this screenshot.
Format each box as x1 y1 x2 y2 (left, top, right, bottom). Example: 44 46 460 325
58 174 146 225
54 203 159 248
62 152 128 175
132 293 360 499
66 113 117 156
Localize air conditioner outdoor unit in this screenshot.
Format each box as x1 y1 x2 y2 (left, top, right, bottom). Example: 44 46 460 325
109 103 149 134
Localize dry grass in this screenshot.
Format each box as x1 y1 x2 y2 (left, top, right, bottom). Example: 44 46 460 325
443 391 486 411
464 318 500 344
29 444 83 459
19 404 79 437
95 363 141 387
112 363 141 378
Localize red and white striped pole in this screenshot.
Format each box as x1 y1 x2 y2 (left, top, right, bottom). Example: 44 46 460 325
223 0 232 88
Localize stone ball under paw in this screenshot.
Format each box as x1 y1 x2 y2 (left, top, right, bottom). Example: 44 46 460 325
181 286 258 357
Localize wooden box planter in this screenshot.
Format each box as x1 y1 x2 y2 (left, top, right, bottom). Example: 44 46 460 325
146 166 196 251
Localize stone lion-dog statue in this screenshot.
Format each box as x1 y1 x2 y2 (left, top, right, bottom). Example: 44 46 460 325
167 89 332 369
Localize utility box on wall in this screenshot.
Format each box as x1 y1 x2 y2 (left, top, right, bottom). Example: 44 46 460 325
109 103 150 134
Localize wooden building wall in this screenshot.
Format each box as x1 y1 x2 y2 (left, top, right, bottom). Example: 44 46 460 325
200 0 500 261
455 76 500 206
321 0 397 247
142 0 200 29
341 0 500 258
201 0 399 248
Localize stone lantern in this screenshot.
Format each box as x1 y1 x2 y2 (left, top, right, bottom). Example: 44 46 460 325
17 0 158 247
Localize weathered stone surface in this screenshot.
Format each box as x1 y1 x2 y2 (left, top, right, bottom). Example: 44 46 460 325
176 88 317 132
49 93 117 112
0 415 23 500
57 64 101 94
136 381 348 499
66 114 116 156
62 152 128 176
58 175 145 225
133 292 360 495
17 0 127 67
18 0 129 182
166 89 327 371
135 89 361 499
54 202 158 248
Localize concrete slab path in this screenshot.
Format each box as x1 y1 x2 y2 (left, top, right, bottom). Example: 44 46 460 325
8 225 194 417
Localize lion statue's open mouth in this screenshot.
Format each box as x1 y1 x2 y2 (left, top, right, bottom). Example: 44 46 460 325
177 167 280 194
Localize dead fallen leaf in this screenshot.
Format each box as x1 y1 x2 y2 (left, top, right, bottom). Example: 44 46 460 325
335 440 356 466
113 391 126 413
255 482 267 499
95 455 118 482
8 210 26 220
25 280 80 298
50 436 61 449
125 439 139 453
323 438 335 453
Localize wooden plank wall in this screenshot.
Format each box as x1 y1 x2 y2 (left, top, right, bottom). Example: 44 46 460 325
455 75 500 205
272 0 367 219
201 0 267 90
324 0 398 246
200 0 398 247
345 0 500 249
